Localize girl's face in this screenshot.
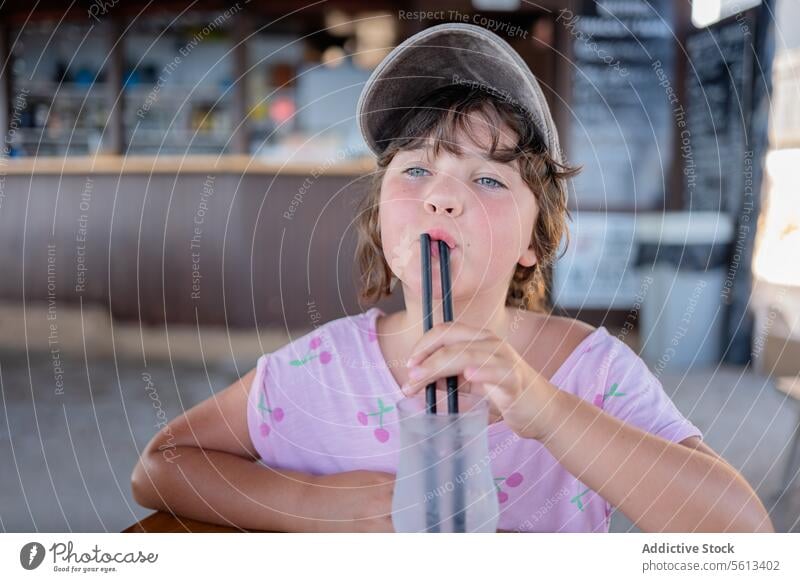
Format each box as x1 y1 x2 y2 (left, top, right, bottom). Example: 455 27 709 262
379 114 538 301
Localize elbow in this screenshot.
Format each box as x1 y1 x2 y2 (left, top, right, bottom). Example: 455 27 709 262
753 518 776 533
130 452 164 510
737 479 775 532
742 504 775 533
725 492 775 533
131 430 185 509
691 469 776 532
730 511 775 533
131 438 174 509
713 465 775 532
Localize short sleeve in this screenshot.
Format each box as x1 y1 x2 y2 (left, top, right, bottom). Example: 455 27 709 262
595 338 703 445
246 354 272 463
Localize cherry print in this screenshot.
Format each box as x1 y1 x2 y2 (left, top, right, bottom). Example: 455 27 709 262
357 398 395 442
494 473 524 503
505 472 523 488
593 382 626 408
289 336 332 366
571 487 591 511
257 391 284 437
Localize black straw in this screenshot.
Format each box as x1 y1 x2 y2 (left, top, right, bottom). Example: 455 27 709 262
438 240 466 531
438 240 459 415
420 233 436 415
420 233 440 532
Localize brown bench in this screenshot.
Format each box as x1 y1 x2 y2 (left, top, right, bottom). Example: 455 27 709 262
123 511 513 532
123 511 259 533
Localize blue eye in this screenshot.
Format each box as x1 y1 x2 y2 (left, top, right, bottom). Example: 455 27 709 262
403 167 430 178
476 176 507 189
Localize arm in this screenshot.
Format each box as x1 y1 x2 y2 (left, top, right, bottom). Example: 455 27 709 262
537 389 774 533
400 320 773 532
130 368 394 532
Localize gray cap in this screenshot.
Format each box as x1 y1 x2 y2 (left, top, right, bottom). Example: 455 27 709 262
356 22 563 163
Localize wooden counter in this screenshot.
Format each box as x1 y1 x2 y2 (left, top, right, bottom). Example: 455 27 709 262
0 155 402 330
123 511 258 533
0 154 377 175
123 510 514 533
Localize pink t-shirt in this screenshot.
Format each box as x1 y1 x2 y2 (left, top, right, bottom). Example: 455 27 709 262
246 306 703 532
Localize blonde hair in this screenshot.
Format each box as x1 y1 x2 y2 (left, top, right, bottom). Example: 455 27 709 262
355 84 581 312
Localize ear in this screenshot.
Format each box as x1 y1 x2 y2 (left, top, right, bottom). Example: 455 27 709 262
518 245 537 268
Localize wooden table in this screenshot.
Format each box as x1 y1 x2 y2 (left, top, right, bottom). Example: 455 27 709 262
123 511 512 533
123 511 258 533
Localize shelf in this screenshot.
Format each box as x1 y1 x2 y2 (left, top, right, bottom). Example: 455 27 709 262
16 81 109 97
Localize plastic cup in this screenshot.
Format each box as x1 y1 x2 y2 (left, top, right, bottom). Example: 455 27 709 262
391 390 500 532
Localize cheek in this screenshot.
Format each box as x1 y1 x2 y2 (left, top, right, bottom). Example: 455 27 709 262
475 198 534 262
379 179 421 279
380 173 420 216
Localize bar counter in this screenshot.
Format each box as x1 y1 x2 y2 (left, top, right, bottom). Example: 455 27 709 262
0 154 376 175
0 153 401 331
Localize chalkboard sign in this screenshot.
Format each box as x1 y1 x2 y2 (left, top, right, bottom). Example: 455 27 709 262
564 0 675 210
683 17 753 212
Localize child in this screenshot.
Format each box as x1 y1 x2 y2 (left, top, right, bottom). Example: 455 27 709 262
131 23 773 533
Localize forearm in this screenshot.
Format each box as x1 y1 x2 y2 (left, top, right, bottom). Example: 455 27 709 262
132 446 322 532
537 389 772 532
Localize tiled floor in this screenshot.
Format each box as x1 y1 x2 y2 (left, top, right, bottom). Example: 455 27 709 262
609 365 800 532
1 342 798 533
0 348 238 532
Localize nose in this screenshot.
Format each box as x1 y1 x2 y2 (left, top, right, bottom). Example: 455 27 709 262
422 178 464 217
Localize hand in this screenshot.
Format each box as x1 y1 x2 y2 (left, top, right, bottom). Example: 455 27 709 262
401 321 559 441
306 470 395 532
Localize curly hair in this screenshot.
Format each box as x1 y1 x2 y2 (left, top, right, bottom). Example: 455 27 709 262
354 84 581 313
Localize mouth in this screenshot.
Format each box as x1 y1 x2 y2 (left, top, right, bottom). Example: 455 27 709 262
425 228 457 258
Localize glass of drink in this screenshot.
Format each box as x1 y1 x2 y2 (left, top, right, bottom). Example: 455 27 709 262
391 390 499 532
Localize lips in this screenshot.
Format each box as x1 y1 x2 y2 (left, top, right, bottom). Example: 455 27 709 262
424 229 458 260
425 228 457 250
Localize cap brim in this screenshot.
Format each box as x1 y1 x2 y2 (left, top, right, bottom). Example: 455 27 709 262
356 23 562 162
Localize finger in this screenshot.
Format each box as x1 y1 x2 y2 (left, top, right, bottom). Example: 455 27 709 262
463 365 518 389
406 322 495 368
411 337 501 376
428 377 476 409
406 377 507 420
403 342 499 395
418 376 473 396
413 342 499 385
463 366 529 408
454 368 512 411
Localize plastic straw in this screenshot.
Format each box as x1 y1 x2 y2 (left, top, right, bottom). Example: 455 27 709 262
438 241 459 415
420 233 437 415
419 233 440 532
438 240 466 532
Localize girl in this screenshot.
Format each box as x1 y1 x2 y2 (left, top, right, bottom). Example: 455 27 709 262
131 23 772 533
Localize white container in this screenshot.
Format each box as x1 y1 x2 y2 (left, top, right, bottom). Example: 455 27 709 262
635 212 734 372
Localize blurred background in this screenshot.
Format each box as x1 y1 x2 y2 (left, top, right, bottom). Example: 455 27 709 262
0 0 799 533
